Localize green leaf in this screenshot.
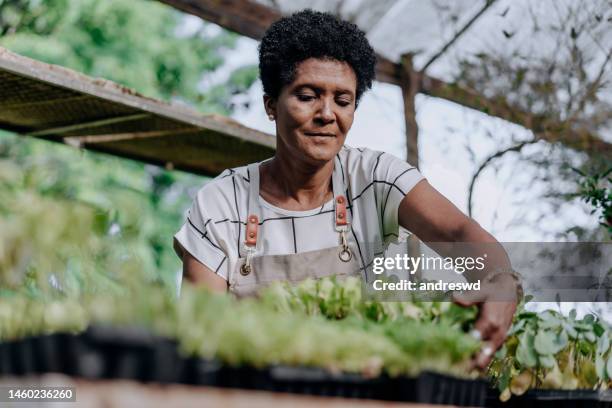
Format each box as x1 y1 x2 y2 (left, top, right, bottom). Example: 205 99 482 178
564 322 578 339
569 309 577 320
538 311 562 329
518 311 538 319
593 323 605 337
495 344 507 359
508 318 526 336
607 355 612 380
516 332 538 368
534 330 568 355
597 332 610 354
596 354 606 380
578 339 595 355
539 354 556 368
574 322 594 331
585 331 597 343
498 365 511 391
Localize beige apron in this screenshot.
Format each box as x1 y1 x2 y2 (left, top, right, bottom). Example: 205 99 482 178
228 160 362 297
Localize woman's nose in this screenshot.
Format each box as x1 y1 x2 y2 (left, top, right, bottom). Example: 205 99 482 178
315 99 335 124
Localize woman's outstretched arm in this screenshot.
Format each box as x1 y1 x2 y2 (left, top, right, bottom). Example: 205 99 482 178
398 179 519 368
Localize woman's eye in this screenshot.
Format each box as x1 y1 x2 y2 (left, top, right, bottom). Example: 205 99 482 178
336 99 352 107
297 94 316 102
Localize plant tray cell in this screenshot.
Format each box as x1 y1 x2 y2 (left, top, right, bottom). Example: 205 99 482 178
0 342 11 375
264 365 388 399
393 371 488 407
179 357 220 386
81 325 181 382
7 338 36 376
487 388 612 408
215 366 488 406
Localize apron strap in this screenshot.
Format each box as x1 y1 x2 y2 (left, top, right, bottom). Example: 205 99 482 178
245 163 262 251
239 162 263 276
332 155 350 232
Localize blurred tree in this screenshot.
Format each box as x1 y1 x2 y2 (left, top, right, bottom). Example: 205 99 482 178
0 0 260 296
0 0 257 114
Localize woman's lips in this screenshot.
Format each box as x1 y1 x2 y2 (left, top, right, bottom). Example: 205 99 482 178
304 132 335 137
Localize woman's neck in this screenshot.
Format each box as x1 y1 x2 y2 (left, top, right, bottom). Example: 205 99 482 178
260 153 334 211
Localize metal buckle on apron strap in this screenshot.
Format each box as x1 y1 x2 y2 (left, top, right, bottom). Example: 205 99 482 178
241 214 259 276
335 195 352 262
339 230 352 262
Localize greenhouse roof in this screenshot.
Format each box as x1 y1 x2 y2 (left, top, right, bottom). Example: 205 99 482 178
0 47 275 177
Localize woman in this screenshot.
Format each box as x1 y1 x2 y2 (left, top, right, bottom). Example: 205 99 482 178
174 10 520 368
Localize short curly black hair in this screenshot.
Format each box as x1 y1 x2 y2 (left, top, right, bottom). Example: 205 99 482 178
259 9 376 104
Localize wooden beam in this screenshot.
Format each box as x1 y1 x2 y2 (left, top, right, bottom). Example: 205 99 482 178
63 128 200 147
419 75 611 154
159 0 279 39
29 113 150 136
156 0 611 154
400 54 422 276
400 54 419 169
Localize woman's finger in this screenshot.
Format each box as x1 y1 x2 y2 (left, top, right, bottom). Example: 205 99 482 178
475 341 496 369
460 290 517 370
473 311 497 341
452 288 488 307
476 329 509 369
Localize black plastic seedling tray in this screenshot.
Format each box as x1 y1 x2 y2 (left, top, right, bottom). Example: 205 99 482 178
0 334 83 376
223 365 390 399
214 365 488 406
179 357 220 386
79 325 184 383
4 329 609 407
487 388 612 408
267 365 388 399
0 332 492 407
412 371 489 406
0 326 183 383
0 331 489 406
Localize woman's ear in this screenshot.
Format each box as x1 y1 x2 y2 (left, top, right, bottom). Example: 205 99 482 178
263 95 276 121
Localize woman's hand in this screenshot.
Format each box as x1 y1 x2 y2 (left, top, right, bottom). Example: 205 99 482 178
453 274 519 369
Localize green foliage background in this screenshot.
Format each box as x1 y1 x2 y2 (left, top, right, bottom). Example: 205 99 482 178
0 0 258 296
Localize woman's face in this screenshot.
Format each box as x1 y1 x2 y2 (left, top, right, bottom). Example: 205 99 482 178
265 58 357 166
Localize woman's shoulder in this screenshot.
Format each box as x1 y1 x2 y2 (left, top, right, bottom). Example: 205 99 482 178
338 145 404 177
339 145 399 165
338 146 422 195
191 164 251 218
198 165 250 192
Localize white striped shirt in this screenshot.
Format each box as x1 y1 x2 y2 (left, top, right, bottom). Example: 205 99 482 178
174 146 424 281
